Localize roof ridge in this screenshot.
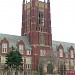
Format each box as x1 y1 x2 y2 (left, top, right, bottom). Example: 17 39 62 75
0 33 21 37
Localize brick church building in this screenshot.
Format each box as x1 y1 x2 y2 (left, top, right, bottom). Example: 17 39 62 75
0 0 75 75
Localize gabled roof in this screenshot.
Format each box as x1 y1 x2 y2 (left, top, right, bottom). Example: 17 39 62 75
52 40 75 54
0 33 32 50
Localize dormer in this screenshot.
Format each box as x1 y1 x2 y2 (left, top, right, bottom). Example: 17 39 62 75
69 46 74 58
18 40 25 54
1 38 9 53
58 44 64 58
1 38 8 43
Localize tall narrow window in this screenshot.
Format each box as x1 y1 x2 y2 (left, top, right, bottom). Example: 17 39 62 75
39 11 44 25
1 56 6 63
65 59 69 70
27 9 30 19
36 27 37 31
27 20 30 25
59 49 63 57
40 50 43 56
70 60 74 65
2 43 7 53
26 57 32 69
70 50 74 58
39 19 44 25
39 34 45 45
70 59 74 70
19 45 23 54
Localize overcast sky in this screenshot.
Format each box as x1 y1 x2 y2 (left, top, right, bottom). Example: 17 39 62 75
0 0 75 43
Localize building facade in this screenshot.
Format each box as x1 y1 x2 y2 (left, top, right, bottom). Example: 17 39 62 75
0 0 75 75
0 34 32 75
53 41 75 74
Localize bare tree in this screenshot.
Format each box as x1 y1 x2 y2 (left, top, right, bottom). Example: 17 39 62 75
46 50 57 74
38 50 58 74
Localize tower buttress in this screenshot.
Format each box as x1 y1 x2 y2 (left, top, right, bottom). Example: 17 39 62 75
47 0 52 47
21 0 25 35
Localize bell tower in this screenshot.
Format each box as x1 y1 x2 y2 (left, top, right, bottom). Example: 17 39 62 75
21 0 52 71
22 0 52 46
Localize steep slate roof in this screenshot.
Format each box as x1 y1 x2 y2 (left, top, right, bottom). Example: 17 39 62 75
0 33 32 50
52 40 75 54
0 33 75 52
